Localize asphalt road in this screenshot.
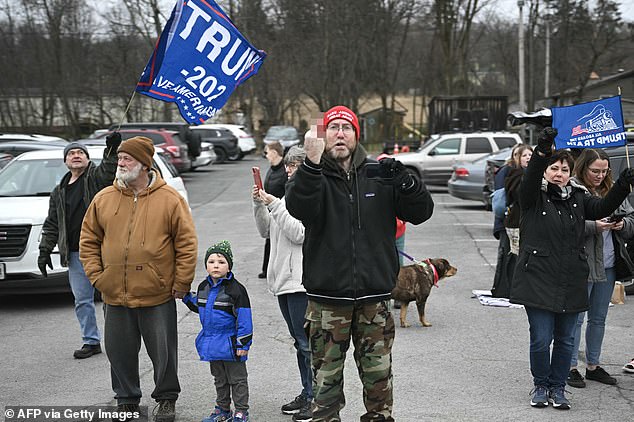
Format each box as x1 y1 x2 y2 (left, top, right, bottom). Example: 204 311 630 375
1 155 634 421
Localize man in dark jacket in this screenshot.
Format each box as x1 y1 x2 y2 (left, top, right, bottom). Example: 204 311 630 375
285 106 434 422
38 133 121 359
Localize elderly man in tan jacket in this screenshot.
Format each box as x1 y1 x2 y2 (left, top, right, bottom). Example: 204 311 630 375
80 136 197 422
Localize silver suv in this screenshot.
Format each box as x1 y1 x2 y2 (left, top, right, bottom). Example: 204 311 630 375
395 131 521 185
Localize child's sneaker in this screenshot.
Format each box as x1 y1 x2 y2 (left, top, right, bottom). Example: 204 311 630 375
202 406 233 422
233 411 249 422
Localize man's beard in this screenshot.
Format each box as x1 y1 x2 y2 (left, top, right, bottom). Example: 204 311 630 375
326 144 353 162
116 162 143 185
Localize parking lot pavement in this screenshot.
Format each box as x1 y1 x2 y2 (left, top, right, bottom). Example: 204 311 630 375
2 157 634 421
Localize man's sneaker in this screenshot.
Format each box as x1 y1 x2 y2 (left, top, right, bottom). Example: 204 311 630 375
282 394 308 414
586 366 617 385
112 403 140 422
202 406 232 422
292 401 312 422
233 410 249 421
153 400 176 422
566 369 586 388
529 385 549 408
73 344 101 359
549 386 571 410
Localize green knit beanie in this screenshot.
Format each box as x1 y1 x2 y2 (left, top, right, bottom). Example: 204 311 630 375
204 240 233 270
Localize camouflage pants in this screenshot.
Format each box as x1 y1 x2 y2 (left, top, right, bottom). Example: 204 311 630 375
305 300 395 422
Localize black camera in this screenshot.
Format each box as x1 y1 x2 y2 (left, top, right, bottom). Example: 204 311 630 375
365 162 395 180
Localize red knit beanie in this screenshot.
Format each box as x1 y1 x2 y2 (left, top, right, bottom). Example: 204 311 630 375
323 106 360 140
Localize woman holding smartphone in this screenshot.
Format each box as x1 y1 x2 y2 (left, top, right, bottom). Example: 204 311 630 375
567 148 634 389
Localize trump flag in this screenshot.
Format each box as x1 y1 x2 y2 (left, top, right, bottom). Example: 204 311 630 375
552 96 627 149
136 0 266 124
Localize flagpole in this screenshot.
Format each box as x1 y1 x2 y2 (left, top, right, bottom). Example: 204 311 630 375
107 90 137 156
618 85 631 193
117 90 137 132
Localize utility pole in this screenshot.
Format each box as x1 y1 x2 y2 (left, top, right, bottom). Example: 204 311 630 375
518 1 526 140
518 1 526 112
544 16 551 99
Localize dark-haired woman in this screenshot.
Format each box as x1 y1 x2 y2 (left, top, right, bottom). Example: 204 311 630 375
566 149 634 389
510 128 634 410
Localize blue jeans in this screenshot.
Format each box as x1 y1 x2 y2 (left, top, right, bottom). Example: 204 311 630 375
571 267 616 367
68 252 100 345
278 292 312 400
525 306 579 388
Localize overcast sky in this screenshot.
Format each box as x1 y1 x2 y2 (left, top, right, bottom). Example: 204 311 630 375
489 0 634 21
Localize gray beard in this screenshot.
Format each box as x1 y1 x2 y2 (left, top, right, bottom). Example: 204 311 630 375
116 163 143 185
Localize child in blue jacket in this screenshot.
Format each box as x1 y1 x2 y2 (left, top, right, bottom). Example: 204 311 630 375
183 240 253 422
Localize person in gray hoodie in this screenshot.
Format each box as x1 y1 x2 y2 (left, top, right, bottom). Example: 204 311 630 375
252 145 312 422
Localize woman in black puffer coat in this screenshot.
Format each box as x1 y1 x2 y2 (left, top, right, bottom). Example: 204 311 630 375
510 128 634 410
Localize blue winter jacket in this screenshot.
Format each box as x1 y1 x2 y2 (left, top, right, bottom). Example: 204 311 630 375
183 272 253 362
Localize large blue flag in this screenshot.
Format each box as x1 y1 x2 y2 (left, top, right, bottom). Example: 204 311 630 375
136 0 266 124
552 96 626 149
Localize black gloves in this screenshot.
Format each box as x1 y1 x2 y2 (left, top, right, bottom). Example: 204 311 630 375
38 254 53 277
378 158 418 192
536 127 558 155
105 131 122 149
616 168 634 190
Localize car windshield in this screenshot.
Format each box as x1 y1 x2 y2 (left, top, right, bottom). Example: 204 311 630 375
0 157 102 197
266 127 297 139
0 159 67 196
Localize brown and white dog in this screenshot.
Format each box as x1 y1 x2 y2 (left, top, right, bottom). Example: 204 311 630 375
390 258 457 328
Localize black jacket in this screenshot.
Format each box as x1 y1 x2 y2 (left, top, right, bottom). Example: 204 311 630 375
264 161 288 199
285 145 434 305
510 152 629 313
39 148 118 266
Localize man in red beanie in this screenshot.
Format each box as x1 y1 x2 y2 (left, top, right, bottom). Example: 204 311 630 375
286 106 434 421
80 136 198 422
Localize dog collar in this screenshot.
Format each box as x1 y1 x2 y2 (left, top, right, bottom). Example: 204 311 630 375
398 250 439 287
424 259 439 287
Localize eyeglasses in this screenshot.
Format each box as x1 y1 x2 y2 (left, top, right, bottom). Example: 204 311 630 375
587 167 610 176
285 162 300 170
326 123 354 134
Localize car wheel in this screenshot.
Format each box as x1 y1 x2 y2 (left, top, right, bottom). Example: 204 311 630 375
228 151 244 161
215 147 228 163
625 281 634 296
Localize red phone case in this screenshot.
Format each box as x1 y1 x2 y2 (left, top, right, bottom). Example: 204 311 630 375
252 167 263 190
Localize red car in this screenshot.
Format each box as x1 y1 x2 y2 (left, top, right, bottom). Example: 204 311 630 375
103 129 192 173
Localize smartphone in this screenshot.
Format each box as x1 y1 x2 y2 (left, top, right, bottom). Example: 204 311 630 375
608 211 627 223
252 167 263 190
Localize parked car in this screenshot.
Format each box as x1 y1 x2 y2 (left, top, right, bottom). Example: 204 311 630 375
0 145 189 295
193 141 216 168
96 129 192 173
0 153 12 169
0 140 70 158
195 124 256 161
395 131 521 185
0 133 68 143
110 122 202 162
264 125 300 150
189 126 239 163
447 154 494 206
